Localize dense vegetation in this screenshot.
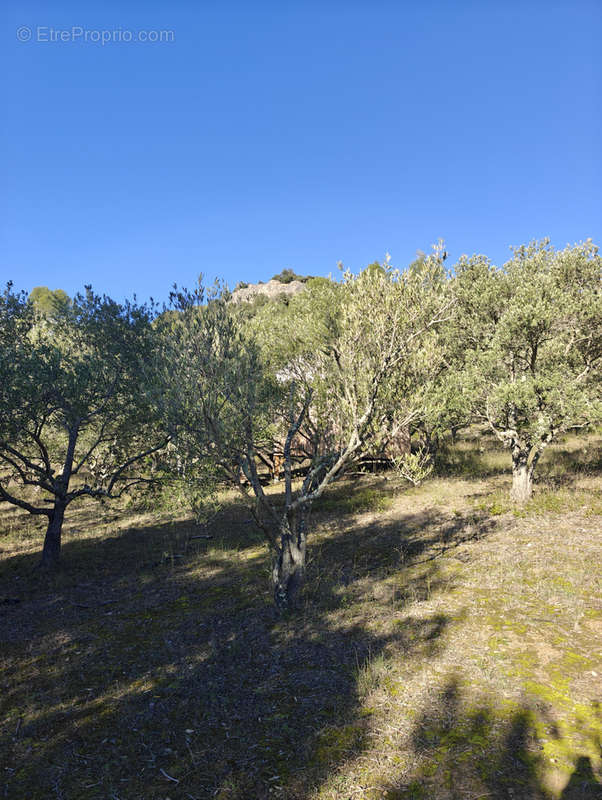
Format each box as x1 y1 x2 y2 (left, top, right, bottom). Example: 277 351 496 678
2 239 599 600
0 287 167 568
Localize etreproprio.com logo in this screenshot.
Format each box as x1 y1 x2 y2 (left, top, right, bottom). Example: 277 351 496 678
16 26 175 44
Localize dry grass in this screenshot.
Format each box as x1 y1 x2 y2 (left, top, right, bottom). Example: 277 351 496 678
1 432 601 799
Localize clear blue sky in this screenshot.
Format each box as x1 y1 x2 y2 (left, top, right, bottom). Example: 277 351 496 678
2 1 601 302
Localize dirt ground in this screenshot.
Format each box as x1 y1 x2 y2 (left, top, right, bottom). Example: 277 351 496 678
1 432 601 799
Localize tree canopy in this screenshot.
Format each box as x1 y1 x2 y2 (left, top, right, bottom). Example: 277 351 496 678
29 285 71 316
270 268 313 284
451 239 601 501
1 237 600 599
160 253 453 608
0 285 167 565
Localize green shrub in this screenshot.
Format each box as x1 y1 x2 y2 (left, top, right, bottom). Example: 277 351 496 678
270 268 313 284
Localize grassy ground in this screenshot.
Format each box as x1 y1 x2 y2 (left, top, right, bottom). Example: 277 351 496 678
1 431 601 799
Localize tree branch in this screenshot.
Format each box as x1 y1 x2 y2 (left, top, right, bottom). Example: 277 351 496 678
284 388 313 508
0 483 51 516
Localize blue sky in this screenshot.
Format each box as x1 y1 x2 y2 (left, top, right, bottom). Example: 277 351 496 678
2 1 601 302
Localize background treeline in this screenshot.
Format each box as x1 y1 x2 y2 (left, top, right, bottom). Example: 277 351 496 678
1 239 600 608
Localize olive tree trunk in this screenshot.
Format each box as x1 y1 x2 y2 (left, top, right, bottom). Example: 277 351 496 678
271 511 307 611
510 445 541 505
41 498 67 567
511 459 533 504
40 424 78 567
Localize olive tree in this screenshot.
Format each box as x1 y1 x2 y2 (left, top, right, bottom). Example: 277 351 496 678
0 284 168 566
453 240 601 503
162 257 452 610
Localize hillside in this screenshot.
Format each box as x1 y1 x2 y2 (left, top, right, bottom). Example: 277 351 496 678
1 430 601 799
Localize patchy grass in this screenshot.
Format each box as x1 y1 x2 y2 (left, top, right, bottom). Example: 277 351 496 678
1 433 601 799
312 484 395 515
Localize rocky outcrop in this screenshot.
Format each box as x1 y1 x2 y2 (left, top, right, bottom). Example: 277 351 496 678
231 279 307 304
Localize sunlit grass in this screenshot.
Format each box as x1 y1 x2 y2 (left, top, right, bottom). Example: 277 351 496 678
1 430 600 798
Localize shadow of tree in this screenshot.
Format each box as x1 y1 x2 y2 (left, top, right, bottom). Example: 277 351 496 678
433 445 509 480
432 430 602 491
0 482 517 800
1 495 494 799
561 757 602 799
380 678 602 800
0 499 265 580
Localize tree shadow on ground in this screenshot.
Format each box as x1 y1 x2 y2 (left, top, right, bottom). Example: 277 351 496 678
433 444 509 480
2 493 501 799
380 677 602 800
535 440 602 490
0 497 264 583
561 757 602 799
435 431 602 491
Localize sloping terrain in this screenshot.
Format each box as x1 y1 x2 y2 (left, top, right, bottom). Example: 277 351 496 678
1 433 601 799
